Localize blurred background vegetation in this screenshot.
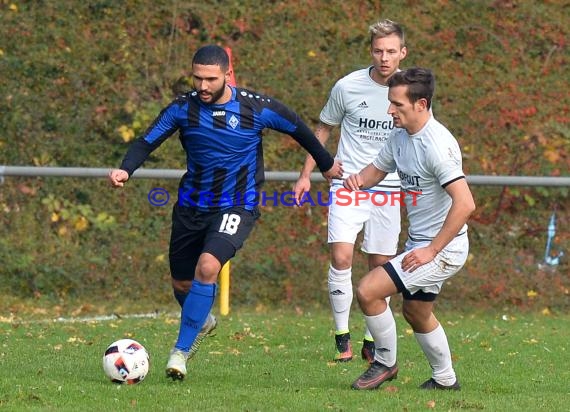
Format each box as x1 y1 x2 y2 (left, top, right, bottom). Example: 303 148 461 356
0 0 568 318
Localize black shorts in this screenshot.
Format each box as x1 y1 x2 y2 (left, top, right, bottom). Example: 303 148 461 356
169 204 260 280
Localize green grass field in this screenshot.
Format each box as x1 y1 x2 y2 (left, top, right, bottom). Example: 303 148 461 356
1 307 568 411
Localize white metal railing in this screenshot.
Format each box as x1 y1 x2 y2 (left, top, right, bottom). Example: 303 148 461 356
1 165 569 186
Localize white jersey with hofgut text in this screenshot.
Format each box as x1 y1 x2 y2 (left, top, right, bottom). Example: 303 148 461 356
372 116 467 240
320 67 400 191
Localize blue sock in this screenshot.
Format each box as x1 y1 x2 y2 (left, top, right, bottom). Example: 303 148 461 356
175 280 216 352
173 290 188 308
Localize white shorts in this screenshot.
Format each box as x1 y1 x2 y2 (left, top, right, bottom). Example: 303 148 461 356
327 184 401 255
386 232 469 297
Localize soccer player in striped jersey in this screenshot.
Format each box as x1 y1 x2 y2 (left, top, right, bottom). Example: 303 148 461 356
344 67 475 390
293 19 407 363
109 44 342 381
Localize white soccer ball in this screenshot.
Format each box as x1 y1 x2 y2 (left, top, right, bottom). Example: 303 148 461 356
102 338 150 384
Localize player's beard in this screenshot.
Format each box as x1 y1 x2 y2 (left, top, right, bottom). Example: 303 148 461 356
200 80 227 104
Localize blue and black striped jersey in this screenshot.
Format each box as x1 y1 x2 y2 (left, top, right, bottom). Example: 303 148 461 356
119 86 334 211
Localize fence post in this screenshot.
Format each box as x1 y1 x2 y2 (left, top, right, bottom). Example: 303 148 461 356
219 261 231 315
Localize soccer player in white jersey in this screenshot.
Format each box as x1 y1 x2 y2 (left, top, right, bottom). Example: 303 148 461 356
294 20 407 363
344 67 475 390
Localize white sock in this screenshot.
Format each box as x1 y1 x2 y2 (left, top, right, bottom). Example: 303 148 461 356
414 324 457 386
364 296 391 341
328 265 352 333
364 304 397 367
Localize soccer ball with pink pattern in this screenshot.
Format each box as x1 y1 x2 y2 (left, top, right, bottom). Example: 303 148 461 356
102 339 149 384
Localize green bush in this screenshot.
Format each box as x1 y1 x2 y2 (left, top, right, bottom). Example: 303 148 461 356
0 1 568 313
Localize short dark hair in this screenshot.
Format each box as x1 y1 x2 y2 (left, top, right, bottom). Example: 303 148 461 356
192 45 229 71
387 67 435 109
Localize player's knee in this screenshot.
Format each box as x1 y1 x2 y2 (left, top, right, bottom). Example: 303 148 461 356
355 281 374 307
330 255 352 270
330 245 354 270
195 257 222 283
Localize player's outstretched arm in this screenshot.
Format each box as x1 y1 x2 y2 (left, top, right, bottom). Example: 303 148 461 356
321 159 344 182
108 169 130 188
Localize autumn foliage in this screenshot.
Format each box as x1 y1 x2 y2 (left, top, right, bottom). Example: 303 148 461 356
0 1 567 313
